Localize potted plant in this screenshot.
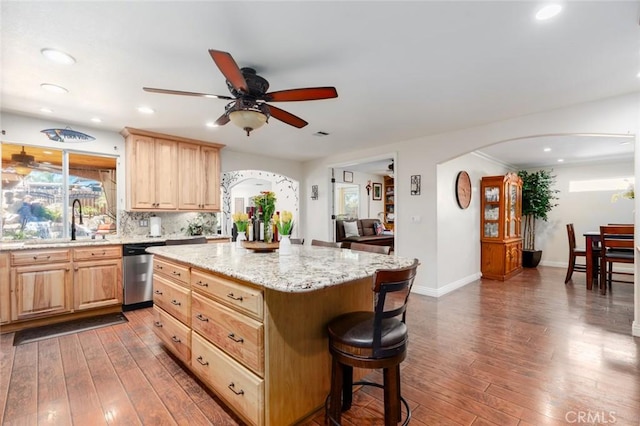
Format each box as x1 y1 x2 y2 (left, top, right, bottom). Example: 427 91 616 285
518 169 559 267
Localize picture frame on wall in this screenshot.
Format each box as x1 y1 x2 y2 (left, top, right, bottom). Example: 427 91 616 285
411 175 421 195
372 183 382 200
343 170 353 183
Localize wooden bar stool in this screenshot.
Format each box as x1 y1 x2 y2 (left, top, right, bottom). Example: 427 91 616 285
326 259 419 426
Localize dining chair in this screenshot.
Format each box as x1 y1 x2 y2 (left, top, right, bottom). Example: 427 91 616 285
599 225 634 295
290 238 304 245
564 223 588 283
349 242 391 255
311 239 344 248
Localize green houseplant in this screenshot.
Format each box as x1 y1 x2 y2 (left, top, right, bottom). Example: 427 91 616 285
518 169 559 267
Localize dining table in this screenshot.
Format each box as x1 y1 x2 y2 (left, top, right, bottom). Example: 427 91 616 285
583 231 601 290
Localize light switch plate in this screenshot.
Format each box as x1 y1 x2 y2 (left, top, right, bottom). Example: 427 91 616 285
139 219 148 227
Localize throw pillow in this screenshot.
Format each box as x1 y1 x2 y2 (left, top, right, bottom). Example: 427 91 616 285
374 222 384 236
343 221 360 238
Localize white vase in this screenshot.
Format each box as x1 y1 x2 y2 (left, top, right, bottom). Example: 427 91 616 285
236 232 246 248
279 235 292 255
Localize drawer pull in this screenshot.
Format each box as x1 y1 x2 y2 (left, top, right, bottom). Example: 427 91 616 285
172 271 181 276
228 383 244 396
154 321 163 328
226 293 243 301
171 336 181 343
156 265 164 270
195 314 209 322
171 299 181 306
91 251 106 256
194 280 209 287
227 333 244 343
33 255 51 260
196 356 209 366
154 290 163 295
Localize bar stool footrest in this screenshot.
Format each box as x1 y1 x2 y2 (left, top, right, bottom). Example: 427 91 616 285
324 380 411 426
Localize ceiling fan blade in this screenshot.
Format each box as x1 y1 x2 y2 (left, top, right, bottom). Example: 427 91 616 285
143 87 234 100
214 112 230 127
268 105 308 128
208 49 248 93
263 87 338 102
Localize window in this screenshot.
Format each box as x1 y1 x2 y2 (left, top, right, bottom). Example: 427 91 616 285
335 183 359 219
1 143 118 241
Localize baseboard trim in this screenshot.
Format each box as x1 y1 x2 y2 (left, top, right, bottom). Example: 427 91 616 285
412 272 481 298
633 321 640 337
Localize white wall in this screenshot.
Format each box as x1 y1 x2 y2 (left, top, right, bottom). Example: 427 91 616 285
301 92 639 297
435 153 511 296
533 160 634 267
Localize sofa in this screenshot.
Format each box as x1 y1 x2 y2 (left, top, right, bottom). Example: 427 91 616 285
335 219 394 249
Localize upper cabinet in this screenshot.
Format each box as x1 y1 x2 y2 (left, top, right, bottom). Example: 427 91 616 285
122 128 224 212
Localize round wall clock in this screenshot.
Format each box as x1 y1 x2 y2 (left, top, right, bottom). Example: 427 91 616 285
455 171 472 209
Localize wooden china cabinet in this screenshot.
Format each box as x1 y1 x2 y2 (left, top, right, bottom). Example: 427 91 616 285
480 173 523 281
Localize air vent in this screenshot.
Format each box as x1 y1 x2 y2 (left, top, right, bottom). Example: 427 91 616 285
313 131 330 137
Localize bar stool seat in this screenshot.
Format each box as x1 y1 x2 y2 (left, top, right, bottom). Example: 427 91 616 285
326 259 419 426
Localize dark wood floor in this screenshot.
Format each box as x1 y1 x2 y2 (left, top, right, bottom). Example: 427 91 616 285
1 266 638 425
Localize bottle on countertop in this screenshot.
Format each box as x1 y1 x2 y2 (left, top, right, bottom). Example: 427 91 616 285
274 210 279 242
247 210 254 241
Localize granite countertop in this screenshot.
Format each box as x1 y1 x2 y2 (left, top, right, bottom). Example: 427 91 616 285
147 243 416 293
0 235 229 251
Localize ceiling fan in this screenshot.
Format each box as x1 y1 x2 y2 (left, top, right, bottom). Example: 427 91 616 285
6 146 61 175
143 49 338 136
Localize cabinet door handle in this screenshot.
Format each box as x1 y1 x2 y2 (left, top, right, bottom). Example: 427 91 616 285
171 336 181 343
196 356 209 366
194 280 208 287
226 293 243 301
154 290 163 295
172 271 181 276
154 321 163 328
171 299 181 306
227 383 244 396
227 333 244 343
195 313 209 322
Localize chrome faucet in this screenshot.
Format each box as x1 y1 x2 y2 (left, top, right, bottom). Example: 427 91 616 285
71 198 83 240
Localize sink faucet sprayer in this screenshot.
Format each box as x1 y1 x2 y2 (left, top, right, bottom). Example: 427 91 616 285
71 198 83 241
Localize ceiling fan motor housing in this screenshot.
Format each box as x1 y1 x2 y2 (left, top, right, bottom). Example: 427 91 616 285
226 67 270 98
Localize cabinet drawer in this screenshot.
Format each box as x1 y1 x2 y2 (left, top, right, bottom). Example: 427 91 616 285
191 332 264 426
11 249 70 266
153 274 191 325
73 245 121 261
154 257 190 286
192 292 264 376
191 269 263 320
152 306 191 365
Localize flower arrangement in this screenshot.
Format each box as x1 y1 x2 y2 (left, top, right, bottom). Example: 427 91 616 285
252 191 277 222
273 211 294 236
232 212 249 232
183 213 218 236
611 183 635 202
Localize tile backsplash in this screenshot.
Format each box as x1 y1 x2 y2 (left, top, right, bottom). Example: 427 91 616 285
119 211 220 238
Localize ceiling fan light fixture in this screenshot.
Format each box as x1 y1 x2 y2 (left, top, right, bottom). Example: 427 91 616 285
229 110 268 136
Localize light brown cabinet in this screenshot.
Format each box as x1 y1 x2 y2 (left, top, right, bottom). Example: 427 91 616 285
383 175 395 230
480 173 523 281
1 253 11 324
122 127 224 212
73 245 122 311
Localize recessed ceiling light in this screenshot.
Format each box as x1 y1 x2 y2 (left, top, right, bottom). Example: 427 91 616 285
137 106 155 114
41 48 76 65
557 158 564 162
543 147 551 152
205 121 218 128
535 4 562 20
90 117 102 123
39 107 53 113
40 83 68 94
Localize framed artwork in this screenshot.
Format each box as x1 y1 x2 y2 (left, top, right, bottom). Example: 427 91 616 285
311 185 319 200
372 183 382 200
411 175 421 195
343 170 353 183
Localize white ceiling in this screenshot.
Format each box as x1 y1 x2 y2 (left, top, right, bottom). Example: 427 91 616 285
2 1 639 165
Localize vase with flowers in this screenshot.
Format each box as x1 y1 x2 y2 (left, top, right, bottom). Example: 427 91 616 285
232 212 249 247
611 183 635 202
273 211 294 255
252 191 277 243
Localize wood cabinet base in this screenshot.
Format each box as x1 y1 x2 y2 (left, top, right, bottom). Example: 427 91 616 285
0 305 122 334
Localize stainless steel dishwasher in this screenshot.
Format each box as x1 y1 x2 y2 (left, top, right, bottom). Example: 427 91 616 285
122 241 166 311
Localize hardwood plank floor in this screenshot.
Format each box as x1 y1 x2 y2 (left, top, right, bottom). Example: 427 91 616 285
1 266 638 425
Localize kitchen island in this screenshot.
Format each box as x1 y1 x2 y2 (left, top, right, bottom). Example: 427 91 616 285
146 243 416 426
